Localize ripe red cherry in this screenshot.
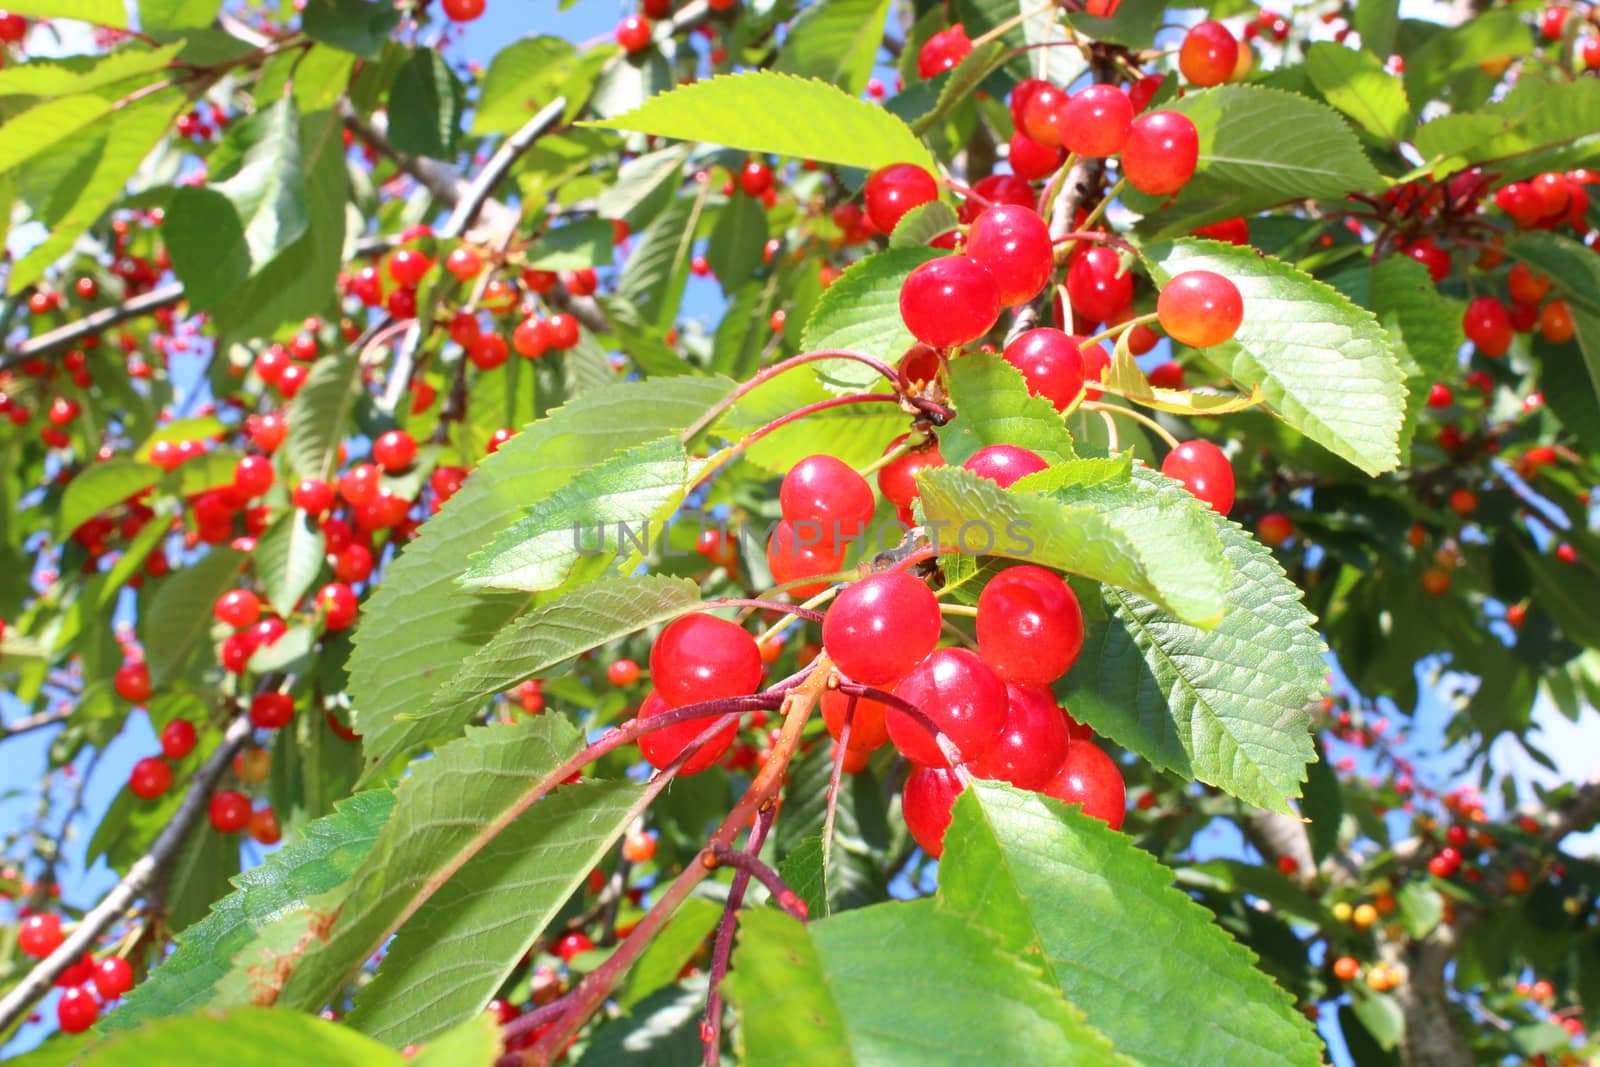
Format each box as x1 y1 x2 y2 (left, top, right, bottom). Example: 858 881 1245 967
442 0 487 20
1193 217 1249 245
1062 85 1134 157
214 588 261 628
444 246 482 280
821 689 892 751
767 520 844 596
544 312 580 349
1043 740 1126 829
249 806 282 845
114 661 152 702
1463 297 1513 357
160 719 197 760
233 455 274 498
863 163 939 234
1257 513 1293 546
649 613 763 708
616 15 651 52
739 160 773 197
916 23 972 79
209 790 252 833
1161 440 1235 514
972 683 1072 789
317 582 359 630
1008 131 1064 181
823 572 941 686
94 956 134 999
965 205 1053 307
1121 111 1200 196
780 455 875 552
1064 246 1133 324
57 987 99 1033
1157 270 1244 348
513 318 550 359
960 174 1035 223
387 248 431 286
976 565 1085 684
877 436 945 509
1021 82 1069 147
372 430 417 473
608 659 641 686
19 913 64 958
636 689 738 774
0 13 27 44
292 477 336 513
888 647 1009 767
901 256 1000 348
902 765 965 858
468 333 509 370
335 543 374 584
1179 21 1239 86
250 691 294 730
963 444 1048 489
129 757 173 799
1002 329 1087 411
555 932 595 962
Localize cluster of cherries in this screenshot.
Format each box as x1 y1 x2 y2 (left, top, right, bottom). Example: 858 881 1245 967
16 913 133 1034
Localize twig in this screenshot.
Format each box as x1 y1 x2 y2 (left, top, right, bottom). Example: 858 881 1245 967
1 283 184 367
701 806 777 1067
0 706 74 741
680 348 902 444
444 98 567 241
703 845 806 919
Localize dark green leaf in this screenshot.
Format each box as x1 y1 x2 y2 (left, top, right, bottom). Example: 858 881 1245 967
58 458 162 537
705 192 767 295
302 0 402 60
774 0 889 96
386 48 464 160
143 548 246 686
799 246 942 392
253 511 327 618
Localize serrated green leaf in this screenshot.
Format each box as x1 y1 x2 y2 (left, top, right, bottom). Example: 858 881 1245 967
706 192 767 295
253 511 326 618
472 35 576 135
0 96 110 179
140 0 223 37
285 348 362 482
940 782 1324 1067
431 574 702 713
586 72 936 174
1152 239 1406 475
595 144 688 228
350 779 648 1046
0 43 181 97
1062 468 1324 813
86 1007 403 1066
800 246 943 392
774 0 889 96
709 363 904 473
620 187 708 332
727 903 1132 1065
388 48 464 159
102 790 395 1032
58 458 162 537
941 351 1077 466
143 548 246 686
302 0 401 59
0 0 126 25
163 823 241 936
1304 42 1411 143
916 465 1228 627
888 198 958 248
1414 78 1600 180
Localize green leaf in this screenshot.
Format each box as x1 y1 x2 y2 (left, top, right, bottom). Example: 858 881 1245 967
285 347 362 482
1151 239 1407 475
910 39 1007 137
471 35 576 135
727 904 1130 1065
58 458 162 537
431 574 701 713
348 377 730 775
710 364 905 474
705 192 767 295
1353 0 1397 56
302 0 401 59
142 548 246 686
773 0 889 96
595 144 688 228
0 43 181 97
1131 86 1382 240
140 0 223 37
462 436 691 592
1403 9 1532 107
622 899 722 1008
800 246 942 392
253 511 327 618
85 1007 404 1066
772 745 892 916
103 790 395 1032
1413 78 1600 180
916 465 1229 627
940 782 1325 1067
620 188 709 332
164 824 240 936
1507 231 1600 317
1303 736 1343 862
408 1015 501 1067
1349 984 1404 1051
1063 468 1323 813
0 0 125 25
1304 42 1411 143
524 217 616 270
167 98 308 310
582 983 707 1065
941 351 1077 467
1069 0 1163 49
586 72 936 174
350 779 647 1046
1396 880 1443 939
888 199 958 249
388 48 464 159
0 95 110 176
271 719 584 1014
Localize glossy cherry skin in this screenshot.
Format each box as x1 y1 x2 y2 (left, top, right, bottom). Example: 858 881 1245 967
18 913 63 958
94 956 134 999
636 689 739 774
129 756 173 799
821 689 892 751
616 15 652 52
823 572 942 686
1043 740 1126 829
1257 513 1294 546
1002 328 1087 411
902 764 966 858
1193 217 1249 245
972 683 1072 790
975 565 1085 685
249 691 294 730
160 719 197 760
900 256 1001 349
917 23 972 79
1021 82 1069 147
1179 21 1239 86
649 613 763 708
114 661 152 702
878 436 945 508
214 588 261 628
209 789 252 833
373 430 417 472
1161 440 1235 514
864 163 939 234
317 582 359 630
780 455 875 552
965 205 1053 307
1463 297 1513 357
1064 246 1133 324
1008 131 1064 181
888 647 1009 767
1157 270 1244 348
963 445 1048 489
1062 85 1134 157
57 987 99 1034
442 0 487 20
767 520 845 597
1121 111 1200 196
960 174 1036 223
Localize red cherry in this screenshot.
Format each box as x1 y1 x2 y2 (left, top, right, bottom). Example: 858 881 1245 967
442 0 487 20
636 689 738 774
209 789 251 833
1043 740 1126 829
1463 297 1512 357
960 174 1036 223
214 588 261 628
608 659 641 686
444 246 482 279
372 430 417 473
317 582 359 630
1157 270 1244 348
768 519 846 596
823 572 941 686
1064 246 1133 324
616 14 651 52
1427 383 1453 409
19 914 64 958
387 248 431 286
1002 328 1088 411
972 683 1072 789
93 956 134 999
965 205 1053 307
963 444 1047 489
339 463 381 507
739 160 774 197
250 691 294 730
114 661 152 702
1121 111 1199 196
1257 513 1293 546
0 13 28 44
900 256 1001 348
1402 239 1451 283
555 931 594 962
1021 82 1069 147
1161 440 1235 514
888 647 1009 767
863 163 939 234
544 313 580 349
649 613 763 708
1507 263 1550 305
821 689 892 751
1179 21 1239 86
877 436 945 507
292 477 336 513
975 565 1084 685
160 719 197 760
249 806 282 845
334 543 374 584
468 333 509 370
1193 217 1249 245
513 318 550 359
916 23 972 79
1008 131 1064 181
57 987 99 1033
1062 85 1134 157
902 764 965 858
780 455 875 552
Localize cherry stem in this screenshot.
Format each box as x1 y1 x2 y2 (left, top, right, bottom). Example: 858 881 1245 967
700 808 780 1066
705 845 807 919
855 431 924 478
691 394 909 493
821 700 854 890
969 1 1057 48
1081 400 1180 449
680 349 900 444
1050 230 1139 257
1079 311 1160 350
939 603 979 618
1077 175 1126 234
834 682 965 766
755 587 837 646
706 597 826 624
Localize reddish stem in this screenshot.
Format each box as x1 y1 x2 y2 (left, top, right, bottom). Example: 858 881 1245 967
700 806 778 1066
681 349 901 443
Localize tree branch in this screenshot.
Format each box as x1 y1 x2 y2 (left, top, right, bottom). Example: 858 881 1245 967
0 706 75 741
